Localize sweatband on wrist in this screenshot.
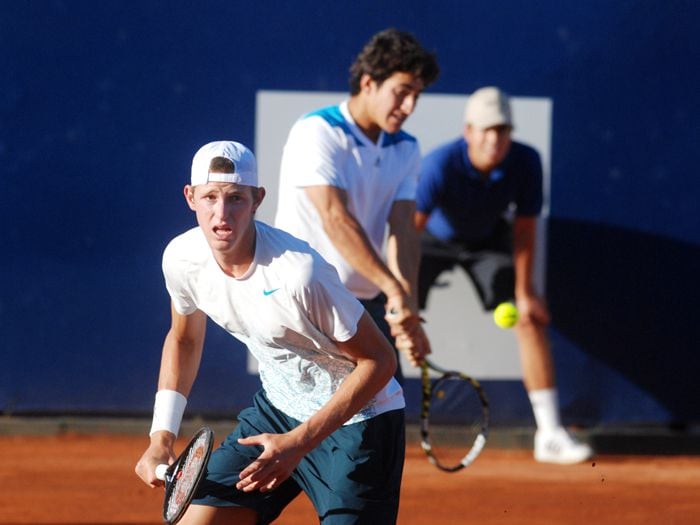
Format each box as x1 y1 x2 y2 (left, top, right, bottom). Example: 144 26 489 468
149 389 187 437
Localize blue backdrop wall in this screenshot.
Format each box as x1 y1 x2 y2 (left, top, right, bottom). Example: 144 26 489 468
2 0 698 426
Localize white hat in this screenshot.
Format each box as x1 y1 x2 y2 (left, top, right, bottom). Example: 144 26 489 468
464 87 513 129
190 141 258 187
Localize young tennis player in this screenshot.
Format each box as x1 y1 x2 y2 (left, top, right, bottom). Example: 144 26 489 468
135 141 406 524
274 28 440 382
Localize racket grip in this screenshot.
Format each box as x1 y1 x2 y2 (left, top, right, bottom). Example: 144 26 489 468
155 463 169 481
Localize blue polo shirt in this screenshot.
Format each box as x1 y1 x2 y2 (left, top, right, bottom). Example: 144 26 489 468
416 137 543 243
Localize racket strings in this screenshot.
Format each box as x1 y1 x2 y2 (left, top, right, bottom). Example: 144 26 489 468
421 366 489 472
164 431 212 522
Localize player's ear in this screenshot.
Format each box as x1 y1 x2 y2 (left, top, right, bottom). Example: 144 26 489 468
251 186 266 213
184 185 196 211
360 73 374 93
463 124 473 142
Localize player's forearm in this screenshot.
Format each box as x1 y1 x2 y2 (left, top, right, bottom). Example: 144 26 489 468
149 331 204 441
157 329 203 395
322 211 405 298
386 200 422 308
156 307 207 395
293 357 394 453
386 227 421 312
290 315 397 452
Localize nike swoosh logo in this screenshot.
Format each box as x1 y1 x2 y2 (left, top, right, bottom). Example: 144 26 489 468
263 288 280 296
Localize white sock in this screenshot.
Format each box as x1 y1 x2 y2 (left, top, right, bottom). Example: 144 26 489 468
528 388 562 432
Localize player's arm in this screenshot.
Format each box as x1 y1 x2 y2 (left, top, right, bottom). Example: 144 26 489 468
235 311 397 493
512 216 550 325
386 199 421 311
385 200 431 365
304 184 406 300
134 304 207 487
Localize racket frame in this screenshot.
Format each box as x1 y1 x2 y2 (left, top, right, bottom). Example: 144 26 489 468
160 426 214 525
420 358 489 473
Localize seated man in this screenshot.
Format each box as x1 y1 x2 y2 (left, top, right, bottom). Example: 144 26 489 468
415 87 593 465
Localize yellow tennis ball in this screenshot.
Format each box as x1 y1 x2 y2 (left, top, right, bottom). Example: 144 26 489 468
493 302 519 329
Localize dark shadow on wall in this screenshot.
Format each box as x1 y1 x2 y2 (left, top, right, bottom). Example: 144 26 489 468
547 219 700 424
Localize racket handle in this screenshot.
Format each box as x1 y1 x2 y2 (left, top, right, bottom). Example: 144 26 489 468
155 463 169 481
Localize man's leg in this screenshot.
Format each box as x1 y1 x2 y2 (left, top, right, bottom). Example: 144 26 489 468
179 504 258 525
301 409 405 524
417 239 458 310
515 321 555 393
513 298 593 464
190 392 303 523
467 245 593 465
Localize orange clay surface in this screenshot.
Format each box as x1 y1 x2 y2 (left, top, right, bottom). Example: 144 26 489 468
1 434 699 524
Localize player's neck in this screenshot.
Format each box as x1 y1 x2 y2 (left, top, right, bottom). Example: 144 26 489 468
213 228 257 278
467 153 498 178
347 97 381 143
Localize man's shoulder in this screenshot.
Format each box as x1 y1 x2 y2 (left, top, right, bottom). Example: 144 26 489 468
257 222 318 269
296 104 350 134
288 104 354 146
257 222 333 290
508 141 541 161
424 137 465 165
164 227 208 263
428 136 464 154
503 141 542 175
302 104 345 126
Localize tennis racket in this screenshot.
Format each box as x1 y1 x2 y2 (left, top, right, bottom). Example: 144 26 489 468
420 358 489 472
155 426 214 525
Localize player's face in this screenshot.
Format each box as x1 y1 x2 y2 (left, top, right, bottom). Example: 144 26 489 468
185 182 264 258
465 124 512 173
365 72 424 136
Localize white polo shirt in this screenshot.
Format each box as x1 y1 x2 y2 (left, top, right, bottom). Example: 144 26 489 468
162 221 405 424
274 101 421 299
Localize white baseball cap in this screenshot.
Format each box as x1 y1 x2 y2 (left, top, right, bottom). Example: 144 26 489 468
464 87 513 129
190 141 258 187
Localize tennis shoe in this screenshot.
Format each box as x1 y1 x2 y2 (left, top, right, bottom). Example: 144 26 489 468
534 428 593 465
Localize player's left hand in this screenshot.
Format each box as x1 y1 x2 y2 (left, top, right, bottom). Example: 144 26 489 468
384 296 417 335
236 432 305 493
395 323 431 367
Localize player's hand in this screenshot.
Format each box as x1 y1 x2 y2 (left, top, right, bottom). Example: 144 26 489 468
395 323 431 367
135 434 177 488
236 432 305 493
384 298 423 338
386 304 431 366
515 294 550 326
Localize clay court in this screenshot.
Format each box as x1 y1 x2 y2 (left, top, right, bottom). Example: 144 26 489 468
1 426 699 524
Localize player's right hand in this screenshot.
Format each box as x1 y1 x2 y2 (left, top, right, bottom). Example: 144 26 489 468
135 437 177 488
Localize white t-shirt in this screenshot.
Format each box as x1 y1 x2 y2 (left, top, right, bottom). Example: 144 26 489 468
274 101 421 299
162 221 405 424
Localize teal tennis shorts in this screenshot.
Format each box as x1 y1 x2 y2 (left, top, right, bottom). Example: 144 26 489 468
193 390 405 524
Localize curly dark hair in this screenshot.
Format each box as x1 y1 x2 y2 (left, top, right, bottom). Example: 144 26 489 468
349 28 440 95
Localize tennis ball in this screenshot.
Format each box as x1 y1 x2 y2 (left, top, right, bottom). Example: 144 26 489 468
493 302 519 329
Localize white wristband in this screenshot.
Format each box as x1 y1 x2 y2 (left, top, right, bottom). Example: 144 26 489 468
149 389 187 437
